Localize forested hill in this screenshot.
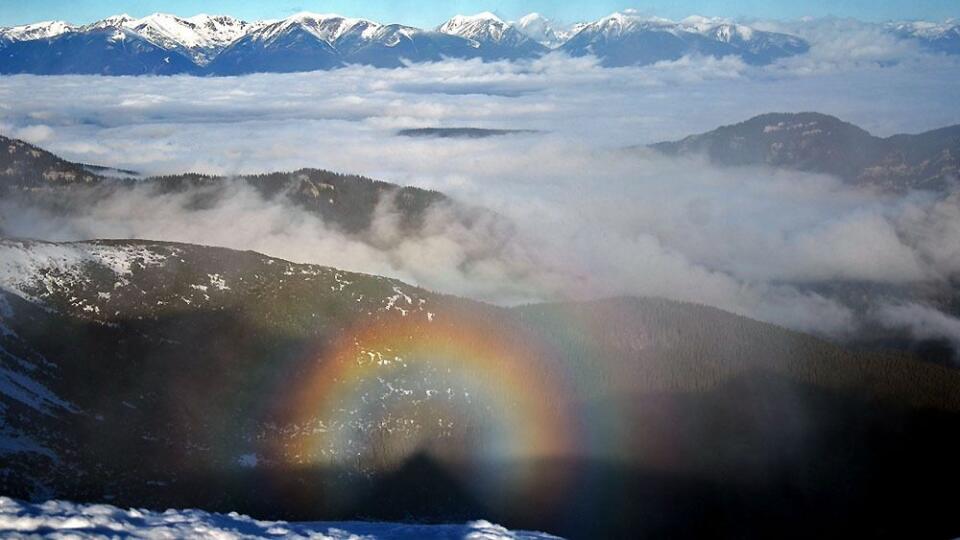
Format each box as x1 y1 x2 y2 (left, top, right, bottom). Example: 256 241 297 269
2 238 960 538
0 133 450 235
650 112 960 192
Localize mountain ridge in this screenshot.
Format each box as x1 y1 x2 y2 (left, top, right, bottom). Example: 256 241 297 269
0 132 453 236
2 236 960 538
650 112 960 192
0 11 817 75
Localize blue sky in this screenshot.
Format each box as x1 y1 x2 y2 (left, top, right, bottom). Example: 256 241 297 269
1 0 957 27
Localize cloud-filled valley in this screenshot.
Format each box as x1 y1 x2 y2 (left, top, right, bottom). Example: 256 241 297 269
1 34 959 347
4 10 960 538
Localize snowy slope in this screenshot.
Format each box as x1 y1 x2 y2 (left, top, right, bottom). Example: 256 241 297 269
209 12 487 73
438 13 547 58
887 20 960 54
205 13 382 74
249 13 379 45
0 240 171 303
560 10 808 66
0 498 562 539
123 13 249 64
339 24 482 67
205 19 343 74
10 10 960 73
0 21 75 42
438 12 511 42
81 14 137 31
0 25 199 75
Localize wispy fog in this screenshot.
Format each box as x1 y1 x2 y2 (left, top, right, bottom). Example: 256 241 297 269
1 23 959 344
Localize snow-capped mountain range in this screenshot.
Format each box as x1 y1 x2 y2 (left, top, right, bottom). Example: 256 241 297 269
559 12 810 66
0 10 957 75
887 19 960 54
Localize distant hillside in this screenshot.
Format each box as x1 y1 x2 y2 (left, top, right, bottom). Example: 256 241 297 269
2 239 960 538
396 128 539 139
650 112 960 192
887 20 960 55
0 134 451 236
0 135 101 189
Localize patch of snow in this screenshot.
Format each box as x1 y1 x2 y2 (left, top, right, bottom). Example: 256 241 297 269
85 14 136 31
0 240 169 305
439 13 513 44
333 273 352 291
0 498 563 538
383 291 410 316
253 13 379 45
208 273 230 291
123 13 250 64
0 21 75 41
888 20 960 39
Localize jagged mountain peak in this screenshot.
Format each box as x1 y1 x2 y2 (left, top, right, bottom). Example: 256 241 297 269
561 12 809 66
1 9 817 73
121 11 249 64
0 20 75 41
439 12 512 41
84 14 135 30
887 19 960 54
438 11 546 56
252 12 380 45
888 19 959 37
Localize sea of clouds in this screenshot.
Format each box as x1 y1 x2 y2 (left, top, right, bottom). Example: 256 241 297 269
1 19 959 347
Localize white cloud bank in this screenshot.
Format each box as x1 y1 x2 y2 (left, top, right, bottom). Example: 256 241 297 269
1 30 959 345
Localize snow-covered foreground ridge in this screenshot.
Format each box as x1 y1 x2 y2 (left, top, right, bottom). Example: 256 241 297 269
0 497 563 539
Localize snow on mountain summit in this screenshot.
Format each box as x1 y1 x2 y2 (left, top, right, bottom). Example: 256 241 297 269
83 14 136 31
887 19 960 54
560 10 809 66
0 20 75 41
680 15 755 41
0 9 831 73
250 12 380 46
439 12 509 42
438 12 547 56
123 13 250 64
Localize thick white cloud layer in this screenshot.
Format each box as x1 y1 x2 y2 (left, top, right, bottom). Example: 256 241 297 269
1 27 959 344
